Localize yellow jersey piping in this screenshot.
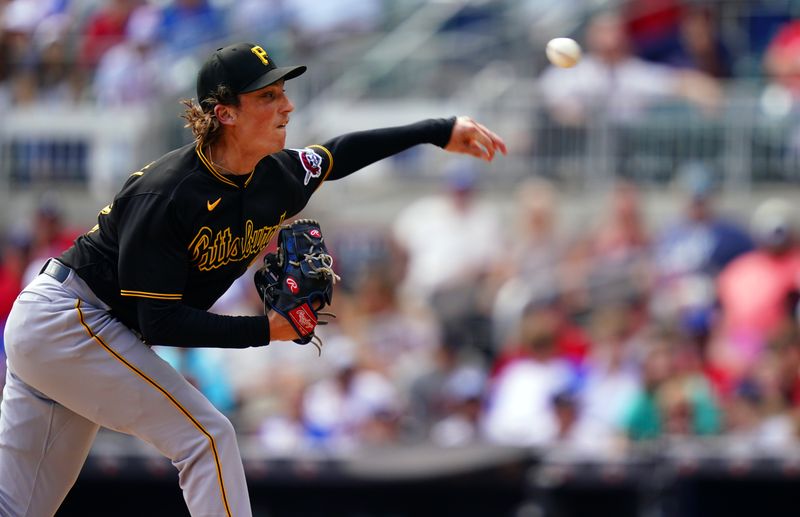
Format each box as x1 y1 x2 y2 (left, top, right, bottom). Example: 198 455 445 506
243 167 256 188
196 145 255 188
120 290 182 300
75 300 232 517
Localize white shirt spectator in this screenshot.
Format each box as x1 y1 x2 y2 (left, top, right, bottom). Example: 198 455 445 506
537 12 720 125
538 54 680 124
482 358 573 446
392 166 503 303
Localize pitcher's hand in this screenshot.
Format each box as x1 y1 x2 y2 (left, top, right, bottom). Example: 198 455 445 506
444 116 507 161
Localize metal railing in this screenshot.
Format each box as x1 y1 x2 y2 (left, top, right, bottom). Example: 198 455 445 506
1 91 799 199
526 95 800 192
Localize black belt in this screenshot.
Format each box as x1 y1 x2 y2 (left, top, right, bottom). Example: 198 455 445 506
42 259 71 283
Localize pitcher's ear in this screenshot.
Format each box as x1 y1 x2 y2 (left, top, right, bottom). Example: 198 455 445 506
214 104 237 125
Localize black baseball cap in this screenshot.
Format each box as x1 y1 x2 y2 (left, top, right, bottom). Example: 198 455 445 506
196 42 306 108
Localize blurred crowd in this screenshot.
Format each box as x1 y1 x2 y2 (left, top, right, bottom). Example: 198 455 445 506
261 161 800 456
3 159 800 459
0 0 799 108
0 0 388 107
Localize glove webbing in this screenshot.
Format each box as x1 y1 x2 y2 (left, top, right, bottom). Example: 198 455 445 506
290 232 341 285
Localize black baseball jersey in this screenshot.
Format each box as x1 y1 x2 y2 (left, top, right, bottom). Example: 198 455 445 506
60 117 455 348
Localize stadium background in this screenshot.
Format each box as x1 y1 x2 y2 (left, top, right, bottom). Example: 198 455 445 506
3 0 800 515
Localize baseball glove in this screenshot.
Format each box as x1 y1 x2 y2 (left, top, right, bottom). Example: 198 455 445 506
254 218 339 354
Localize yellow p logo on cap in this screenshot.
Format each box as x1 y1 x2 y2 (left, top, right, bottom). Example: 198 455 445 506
251 46 269 66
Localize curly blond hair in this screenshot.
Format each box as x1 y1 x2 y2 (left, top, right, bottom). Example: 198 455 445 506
181 85 239 148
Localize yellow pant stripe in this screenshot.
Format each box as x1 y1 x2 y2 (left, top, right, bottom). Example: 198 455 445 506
75 300 232 517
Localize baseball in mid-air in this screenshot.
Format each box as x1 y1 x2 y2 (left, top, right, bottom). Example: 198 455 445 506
546 37 582 68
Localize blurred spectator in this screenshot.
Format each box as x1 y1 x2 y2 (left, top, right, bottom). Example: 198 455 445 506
228 0 289 46
285 0 382 54
491 177 570 349
553 181 652 342
0 228 30 325
620 331 721 442
713 198 800 391
482 303 575 446
665 328 722 437
156 0 225 56
0 27 12 107
30 13 82 105
770 326 800 408
493 295 592 378
0 226 30 393
2 0 63 37
301 339 401 452
408 340 463 441
2 0 42 105
752 3 798 72
538 10 722 126
326 225 403 295
624 0 731 78
154 346 237 416
256 379 307 455
755 18 800 163
725 347 797 452
392 160 503 303
652 162 754 342
79 0 140 72
548 383 628 456
582 181 652 311
21 191 79 285
407 335 487 445
623 0 684 64
429 365 486 447
573 305 642 450
508 177 564 283
762 18 800 112
337 265 439 391
670 4 733 78
392 160 504 362
550 388 581 442
92 4 163 106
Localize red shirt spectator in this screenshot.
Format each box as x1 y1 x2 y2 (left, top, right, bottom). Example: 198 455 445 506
711 199 800 390
718 249 800 341
79 0 139 69
490 302 592 379
764 20 800 98
0 234 30 322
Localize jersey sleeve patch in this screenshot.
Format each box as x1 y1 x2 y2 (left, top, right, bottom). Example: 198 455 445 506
290 147 326 185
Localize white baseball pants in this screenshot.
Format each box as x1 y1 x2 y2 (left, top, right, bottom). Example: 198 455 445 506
0 265 251 516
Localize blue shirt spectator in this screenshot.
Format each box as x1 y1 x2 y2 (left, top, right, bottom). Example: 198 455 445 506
652 162 754 336
157 0 225 56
